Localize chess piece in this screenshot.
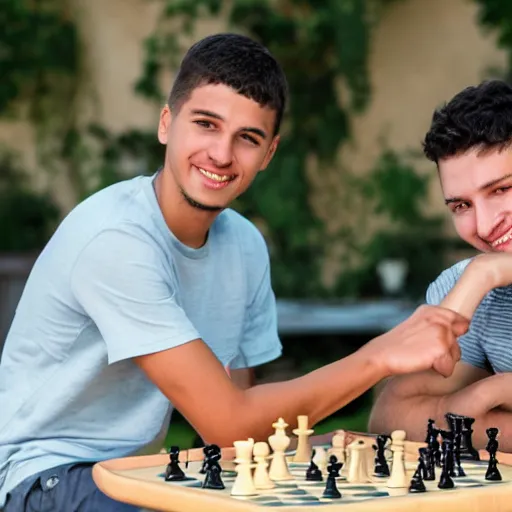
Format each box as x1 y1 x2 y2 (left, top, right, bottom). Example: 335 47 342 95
202 444 225 490
165 445 186 481
425 419 441 467
409 465 427 493
485 427 502 481
329 432 346 464
292 415 314 462
460 415 480 461
438 436 455 489
253 442 275 490
373 434 390 477
420 447 435 481
387 430 408 488
268 421 293 481
445 413 466 477
306 449 323 481
199 445 209 474
313 446 328 474
347 439 372 483
322 455 342 499
231 439 257 496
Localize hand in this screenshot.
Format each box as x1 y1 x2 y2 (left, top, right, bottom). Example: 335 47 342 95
364 305 469 378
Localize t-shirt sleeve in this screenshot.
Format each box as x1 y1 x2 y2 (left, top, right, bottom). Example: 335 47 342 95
70 227 200 364
230 242 282 370
426 258 488 370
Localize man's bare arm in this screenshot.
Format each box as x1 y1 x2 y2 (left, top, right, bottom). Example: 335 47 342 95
230 368 256 390
135 305 466 447
368 362 489 440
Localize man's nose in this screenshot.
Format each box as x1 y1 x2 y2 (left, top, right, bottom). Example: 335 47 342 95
476 205 505 242
208 137 233 168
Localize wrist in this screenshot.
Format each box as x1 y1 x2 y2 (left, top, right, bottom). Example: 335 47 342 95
355 338 392 381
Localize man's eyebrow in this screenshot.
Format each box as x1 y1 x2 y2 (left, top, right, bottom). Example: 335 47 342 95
444 197 463 205
190 109 268 140
479 173 512 190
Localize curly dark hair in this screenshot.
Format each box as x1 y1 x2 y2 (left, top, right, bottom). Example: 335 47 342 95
168 33 288 136
423 80 512 164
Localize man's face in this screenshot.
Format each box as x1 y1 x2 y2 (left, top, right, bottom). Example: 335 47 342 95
439 147 512 252
158 83 279 211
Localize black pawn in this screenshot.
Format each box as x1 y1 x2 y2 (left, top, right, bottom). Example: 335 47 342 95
485 428 502 481
165 445 186 481
409 466 426 493
306 449 323 481
199 445 209 474
373 434 390 477
322 455 342 499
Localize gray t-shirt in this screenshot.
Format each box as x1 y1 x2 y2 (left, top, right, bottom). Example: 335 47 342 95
0 173 282 505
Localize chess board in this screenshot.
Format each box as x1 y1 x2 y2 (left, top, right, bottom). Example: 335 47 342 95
92 435 512 512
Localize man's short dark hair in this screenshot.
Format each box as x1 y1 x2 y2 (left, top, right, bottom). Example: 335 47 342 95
168 33 288 136
423 79 512 164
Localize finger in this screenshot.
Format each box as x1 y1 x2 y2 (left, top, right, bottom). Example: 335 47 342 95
450 339 461 363
432 352 456 378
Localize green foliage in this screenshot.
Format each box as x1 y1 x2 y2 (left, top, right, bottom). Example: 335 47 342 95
0 0 79 116
0 150 60 252
474 0 512 73
135 0 393 297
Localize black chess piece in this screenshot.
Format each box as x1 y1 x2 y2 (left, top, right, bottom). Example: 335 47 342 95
306 449 323 481
202 444 225 490
460 415 480 461
373 434 390 477
322 455 342 499
199 445 210 474
419 447 435 481
439 430 457 478
409 463 427 493
485 428 502 481
165 445 186 481
425 419 441 468
446 414 466 477
438 436 455 489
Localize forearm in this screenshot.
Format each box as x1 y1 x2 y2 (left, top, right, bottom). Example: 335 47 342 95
229 348 388 445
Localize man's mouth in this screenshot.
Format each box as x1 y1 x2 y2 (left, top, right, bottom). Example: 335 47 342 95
490 228 512 248
197 167 235 183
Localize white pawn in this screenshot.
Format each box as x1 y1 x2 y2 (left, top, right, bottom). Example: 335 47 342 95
313 446 328 474
268 419 293 481
292 415 314 463
387 430 408 488
329 433 345 464
253 442 275 490
231 438 257 496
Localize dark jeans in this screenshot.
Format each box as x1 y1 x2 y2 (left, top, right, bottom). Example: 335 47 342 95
3 462 139 512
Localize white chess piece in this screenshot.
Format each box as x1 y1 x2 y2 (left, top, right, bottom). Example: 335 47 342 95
329 433 345 464
313 446 328 474
347 439 372 483
292 415 314 462
231 438 257 496
268 421 293 481
387 430 408 488
253 442 275 490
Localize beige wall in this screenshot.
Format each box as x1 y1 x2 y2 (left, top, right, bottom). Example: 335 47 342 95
0 0 506 245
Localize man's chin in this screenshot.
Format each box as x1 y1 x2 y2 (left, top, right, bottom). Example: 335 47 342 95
180 187 225 212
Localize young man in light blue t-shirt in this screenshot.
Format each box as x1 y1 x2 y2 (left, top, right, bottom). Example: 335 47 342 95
370 80 512 451
0 34 467 511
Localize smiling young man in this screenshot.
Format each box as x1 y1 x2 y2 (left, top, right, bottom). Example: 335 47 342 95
369 79 512 451
0 34 469 511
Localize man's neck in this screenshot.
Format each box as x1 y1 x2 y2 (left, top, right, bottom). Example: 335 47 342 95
154 169 221 249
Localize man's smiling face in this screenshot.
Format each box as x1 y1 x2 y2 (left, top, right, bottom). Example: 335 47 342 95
439 147 512 252
158 83 280 211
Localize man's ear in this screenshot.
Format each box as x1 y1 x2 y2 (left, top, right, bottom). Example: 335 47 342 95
260 135 281 171
157 105 172 145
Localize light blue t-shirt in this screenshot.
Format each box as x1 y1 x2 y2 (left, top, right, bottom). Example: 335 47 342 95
0 173 282 505
426 258 512 373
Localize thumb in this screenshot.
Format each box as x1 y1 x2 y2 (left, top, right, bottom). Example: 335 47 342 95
452 318 470 337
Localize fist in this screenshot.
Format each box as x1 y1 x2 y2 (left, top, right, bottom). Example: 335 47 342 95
366 305 469 378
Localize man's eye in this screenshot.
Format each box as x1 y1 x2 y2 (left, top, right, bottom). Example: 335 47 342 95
495 186 512 194
453 203 469 213
194 120 213 129
241 134 259 146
